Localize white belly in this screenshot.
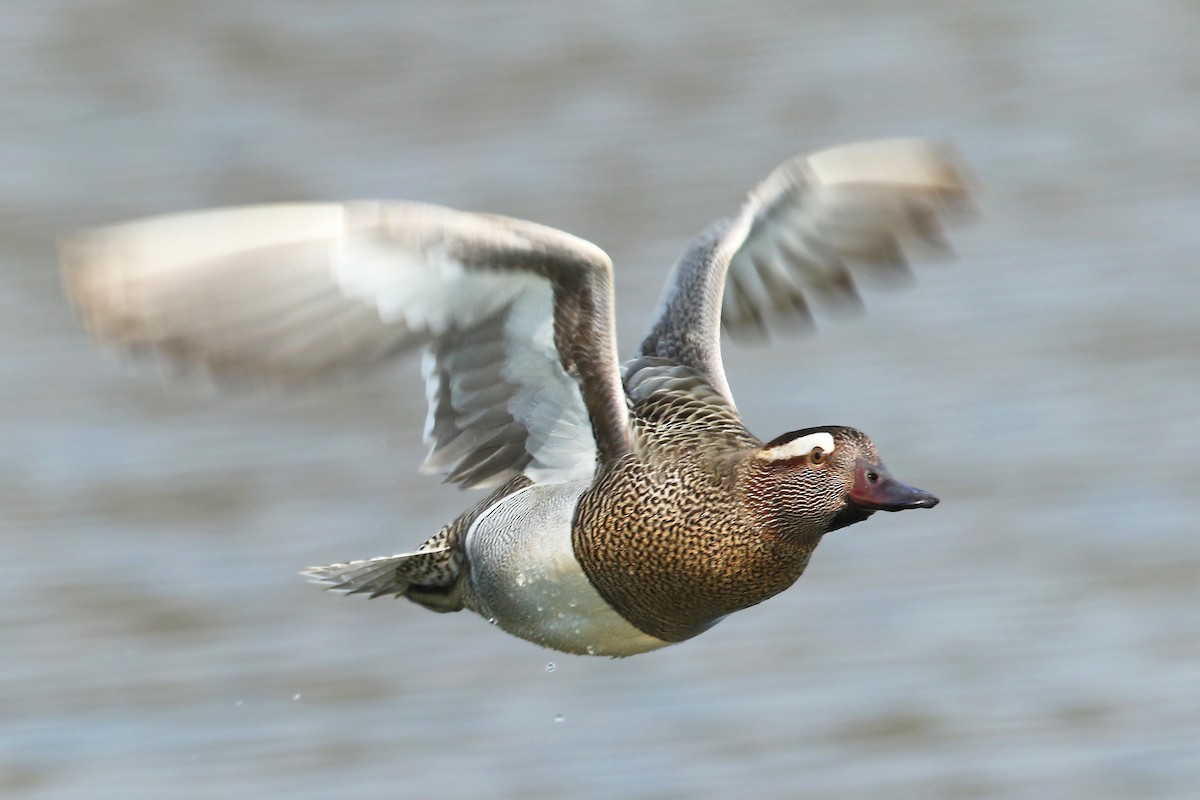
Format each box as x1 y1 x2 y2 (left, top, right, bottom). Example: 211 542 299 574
463 480 670 657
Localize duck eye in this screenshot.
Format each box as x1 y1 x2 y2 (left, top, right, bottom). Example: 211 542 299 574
809 447 826 464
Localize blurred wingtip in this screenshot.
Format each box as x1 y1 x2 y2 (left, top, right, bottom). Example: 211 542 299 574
806 137 979 202
58 226 129 346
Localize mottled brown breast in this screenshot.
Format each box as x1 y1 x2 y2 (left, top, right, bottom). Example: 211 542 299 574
571 368 819 642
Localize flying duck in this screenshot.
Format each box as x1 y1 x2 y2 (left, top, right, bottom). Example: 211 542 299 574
61 138 972 656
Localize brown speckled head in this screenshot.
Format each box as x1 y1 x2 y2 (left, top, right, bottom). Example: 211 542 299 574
745 426 879 540
748 425 938 537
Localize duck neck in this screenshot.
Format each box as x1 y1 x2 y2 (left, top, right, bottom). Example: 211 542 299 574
736 456 832 554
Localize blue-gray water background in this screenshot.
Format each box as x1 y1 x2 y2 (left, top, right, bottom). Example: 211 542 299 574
3 2 1198 798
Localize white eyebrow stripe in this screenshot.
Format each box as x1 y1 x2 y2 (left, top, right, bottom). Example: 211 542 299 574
760 431 835 461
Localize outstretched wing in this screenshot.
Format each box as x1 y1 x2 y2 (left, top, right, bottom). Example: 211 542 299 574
638 138 974 406
61 202 633 487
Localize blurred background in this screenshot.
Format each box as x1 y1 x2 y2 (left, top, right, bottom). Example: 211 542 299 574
3 1 1198 798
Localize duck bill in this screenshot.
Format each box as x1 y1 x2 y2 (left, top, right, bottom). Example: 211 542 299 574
848 459 939 512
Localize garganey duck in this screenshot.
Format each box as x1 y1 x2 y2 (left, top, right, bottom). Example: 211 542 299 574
62 138 972 656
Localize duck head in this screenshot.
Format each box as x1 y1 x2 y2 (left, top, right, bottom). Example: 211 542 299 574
742 425 938 539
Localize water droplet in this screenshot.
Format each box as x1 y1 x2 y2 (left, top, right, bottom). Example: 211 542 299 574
292 693 302 701
545 662 556 673
585 645 597 656
554 713 565 723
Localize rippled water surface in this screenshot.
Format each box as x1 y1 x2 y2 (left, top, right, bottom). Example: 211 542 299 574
3 2 1199 798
